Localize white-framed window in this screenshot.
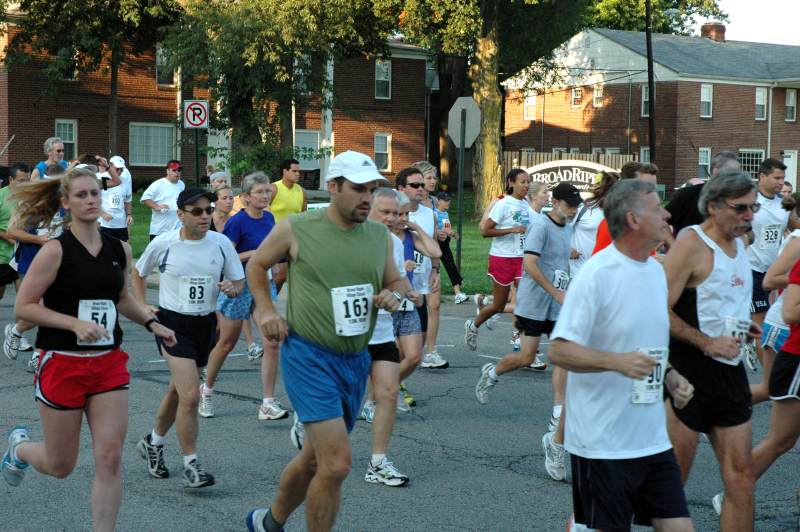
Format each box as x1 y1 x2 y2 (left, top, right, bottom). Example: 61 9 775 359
786 89 797 122
641 85 650 117
155 45 175 86
639 147 650 163
700 83 713 118
55 119 77 161
294 129 321 170
523 93 537 121
129 122 176 166
755 87 768 120
375 59 391 100
571 87 582 108
605 147 620 155
374 133 391 171
552 147 567 155
593 85 603 108
738 148 766 178
569 147 580 154
698 147 711 178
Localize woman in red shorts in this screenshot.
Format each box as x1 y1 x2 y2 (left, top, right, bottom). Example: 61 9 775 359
464 168 535 351
1 167 175 531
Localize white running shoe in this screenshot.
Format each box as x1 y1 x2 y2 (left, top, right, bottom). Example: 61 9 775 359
360 400 376 423
198 386 214 418
548 412 561 433
3 324 20 360
1 425 30 487
542 431 567 481
396 391 411 413
26 352 39 374
529 354 547 371
464 319 478 351
475 363 497 404
712 492 723 516
510 330 520 350
257 401 289 420
421 351 449 369
485 313 501 331
289 412 304 450
454 292 468 305
247 343 264 362
365 457 409 487
182 458 215 488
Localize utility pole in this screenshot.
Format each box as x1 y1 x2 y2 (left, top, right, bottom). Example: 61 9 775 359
645 0 657 163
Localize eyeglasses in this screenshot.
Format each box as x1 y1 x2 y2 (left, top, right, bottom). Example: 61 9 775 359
169 167 183 172
405 182 425 189
55 149 64 153
725 201 761 214
182 206 215 216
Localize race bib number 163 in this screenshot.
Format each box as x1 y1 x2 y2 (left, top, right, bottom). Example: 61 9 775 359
331 284 374 337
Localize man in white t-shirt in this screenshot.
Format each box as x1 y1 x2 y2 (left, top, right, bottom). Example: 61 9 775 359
550 179 695 531
132 188 244 489
99 162 133 241
745 158 798 370
141 160 186 240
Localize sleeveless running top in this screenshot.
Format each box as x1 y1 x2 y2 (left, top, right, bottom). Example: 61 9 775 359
286 208 387 353
671 225 751 366
271 180 304 223
36 230 127 351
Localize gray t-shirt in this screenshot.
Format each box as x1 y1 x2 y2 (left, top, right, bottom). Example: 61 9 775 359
515 213 572 321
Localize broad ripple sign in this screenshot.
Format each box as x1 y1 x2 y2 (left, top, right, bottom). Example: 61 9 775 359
524 159 618 192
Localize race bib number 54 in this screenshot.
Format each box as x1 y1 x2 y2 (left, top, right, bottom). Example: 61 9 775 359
331 284 374 336
77 299 117 346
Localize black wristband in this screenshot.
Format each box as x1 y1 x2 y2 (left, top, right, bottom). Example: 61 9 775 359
145 318 159 332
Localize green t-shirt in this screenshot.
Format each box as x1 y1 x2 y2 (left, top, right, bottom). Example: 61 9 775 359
0 187 15 264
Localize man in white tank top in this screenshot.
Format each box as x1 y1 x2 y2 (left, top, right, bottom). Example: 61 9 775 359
664 170 762 532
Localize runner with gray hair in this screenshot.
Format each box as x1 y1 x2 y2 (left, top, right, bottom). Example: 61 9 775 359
31 137 67 181
664 170 760 530
605 179 660 239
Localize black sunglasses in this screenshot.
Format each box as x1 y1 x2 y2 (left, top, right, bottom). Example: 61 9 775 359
724 201 760 214
405 182 425 189
182 206 215 216
169 167 183 172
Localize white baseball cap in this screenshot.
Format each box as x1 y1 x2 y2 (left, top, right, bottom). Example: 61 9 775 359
109 156 126 169
325 151 388 184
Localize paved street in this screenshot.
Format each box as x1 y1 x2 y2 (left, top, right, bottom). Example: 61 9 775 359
1 287 798 531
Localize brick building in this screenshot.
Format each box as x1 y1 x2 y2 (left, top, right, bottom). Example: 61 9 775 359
504 24 800 193
0 25 209 187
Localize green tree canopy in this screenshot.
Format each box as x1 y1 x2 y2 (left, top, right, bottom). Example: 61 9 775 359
592 0 727 34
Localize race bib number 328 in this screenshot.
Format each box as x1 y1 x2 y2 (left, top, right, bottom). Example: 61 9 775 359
331 284 374 337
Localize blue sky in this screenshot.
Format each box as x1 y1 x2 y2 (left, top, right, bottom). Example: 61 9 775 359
695 0 799 45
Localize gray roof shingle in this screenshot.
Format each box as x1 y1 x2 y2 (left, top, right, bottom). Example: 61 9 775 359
593 28 800 81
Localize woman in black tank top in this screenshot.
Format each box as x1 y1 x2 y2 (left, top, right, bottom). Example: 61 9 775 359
3 167 176 531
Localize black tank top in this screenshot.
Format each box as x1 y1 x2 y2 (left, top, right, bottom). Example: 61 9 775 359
36 230 127 351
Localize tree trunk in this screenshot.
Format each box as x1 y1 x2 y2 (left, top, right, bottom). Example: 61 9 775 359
436 53 468 187
470 0 503 218
107 39 121 155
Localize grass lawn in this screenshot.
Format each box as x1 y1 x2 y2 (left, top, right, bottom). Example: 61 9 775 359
130 187 493 296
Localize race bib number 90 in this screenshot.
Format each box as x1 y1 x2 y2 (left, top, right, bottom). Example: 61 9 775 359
178 275 215 314
331 284 374 336
631 347 668 404
77 299 117 346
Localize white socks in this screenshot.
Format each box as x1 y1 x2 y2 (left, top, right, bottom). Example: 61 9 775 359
201 383 213 396
183 453 198 467
262 397 274 407
553 404 563 419
150 430 166 446
488 366 498 381
370 453 386 467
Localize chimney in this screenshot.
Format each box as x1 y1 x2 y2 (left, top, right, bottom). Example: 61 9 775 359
700 22 726 42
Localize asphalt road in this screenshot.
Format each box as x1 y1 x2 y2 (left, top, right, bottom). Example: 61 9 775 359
1 288 798 531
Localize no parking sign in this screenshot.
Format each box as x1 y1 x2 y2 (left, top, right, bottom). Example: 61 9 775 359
183 100 209 129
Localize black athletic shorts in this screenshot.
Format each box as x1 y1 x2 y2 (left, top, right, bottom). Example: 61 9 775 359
571 449 690 531
514 315 555 338
751 270 770 314
769 351 800 401
154 308 218 368
0 264 18 286
417 295 428 333
668 348 752 434
99 227 129 242
368 341 400 363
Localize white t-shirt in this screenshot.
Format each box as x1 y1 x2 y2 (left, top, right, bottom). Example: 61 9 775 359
141 177 185 236
409 203 436 295
135 229 244 315
570 204 604 278
370 232 403 345
488 196 535 258
119 167 133 200
552 244 673 460
746 192 790 273
99 173 132 229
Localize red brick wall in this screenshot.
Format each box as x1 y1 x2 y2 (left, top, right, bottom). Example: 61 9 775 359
0 27 207 188
0 32 9 166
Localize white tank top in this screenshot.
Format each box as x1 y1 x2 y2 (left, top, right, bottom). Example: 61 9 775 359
690 225 752 366
764 229 800 328
408 204 436 295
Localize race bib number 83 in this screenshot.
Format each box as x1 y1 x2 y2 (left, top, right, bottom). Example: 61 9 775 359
331 284 374 337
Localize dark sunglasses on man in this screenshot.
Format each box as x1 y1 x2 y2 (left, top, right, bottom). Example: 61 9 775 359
183 205 215 216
